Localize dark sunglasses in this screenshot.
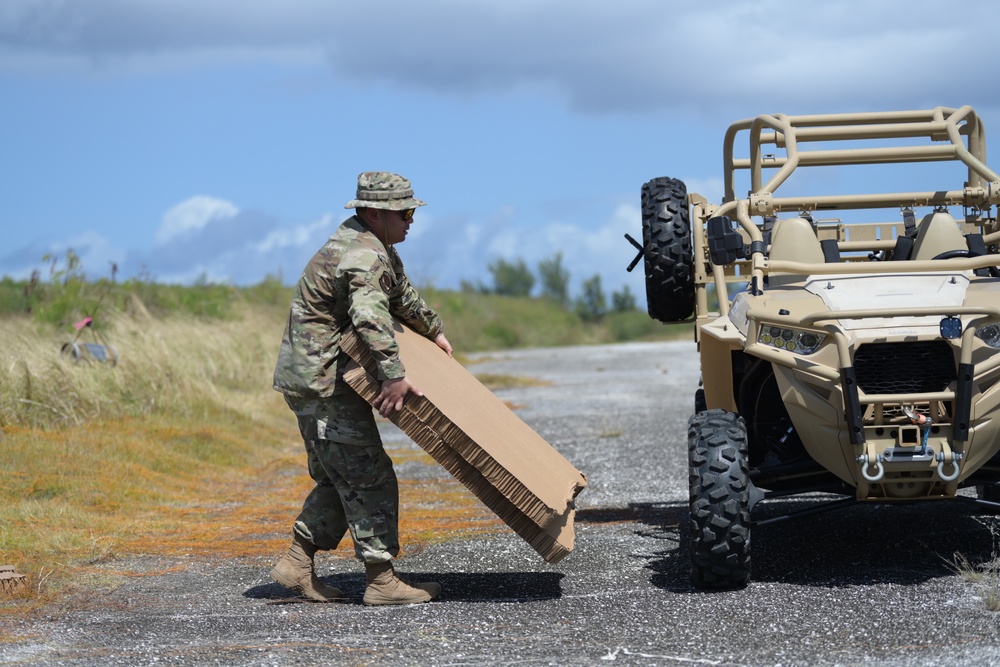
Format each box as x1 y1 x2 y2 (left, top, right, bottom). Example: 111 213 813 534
400 209 415 222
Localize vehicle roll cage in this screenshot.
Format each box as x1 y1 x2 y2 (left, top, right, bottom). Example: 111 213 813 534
695 106 1000 316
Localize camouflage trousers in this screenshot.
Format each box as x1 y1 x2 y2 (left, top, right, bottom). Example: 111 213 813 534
283 390 400 564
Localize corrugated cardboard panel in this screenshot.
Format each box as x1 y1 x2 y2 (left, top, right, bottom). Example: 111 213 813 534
341 321 587 563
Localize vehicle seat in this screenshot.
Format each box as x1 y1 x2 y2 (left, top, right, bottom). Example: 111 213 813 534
768 216 825 285
910 211 966 261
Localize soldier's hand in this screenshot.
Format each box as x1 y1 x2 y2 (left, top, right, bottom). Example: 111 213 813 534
373 377 422 417
435 333 453 357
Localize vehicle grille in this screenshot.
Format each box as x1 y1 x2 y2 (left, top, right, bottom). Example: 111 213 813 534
853 341 955 395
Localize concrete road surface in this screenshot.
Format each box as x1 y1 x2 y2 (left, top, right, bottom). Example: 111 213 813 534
5 341 1000 666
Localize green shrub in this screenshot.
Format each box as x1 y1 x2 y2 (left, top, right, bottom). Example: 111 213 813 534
607 310 684 342
481 322 522 348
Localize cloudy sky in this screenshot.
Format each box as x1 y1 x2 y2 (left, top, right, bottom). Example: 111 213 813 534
3 0 1000 299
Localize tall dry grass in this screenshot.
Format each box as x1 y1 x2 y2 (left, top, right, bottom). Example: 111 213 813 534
0 304 502 614
0 305 296 605
0 301 283 429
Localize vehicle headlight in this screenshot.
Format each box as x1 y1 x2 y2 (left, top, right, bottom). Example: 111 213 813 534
976 323 1000 348
758 326 826 355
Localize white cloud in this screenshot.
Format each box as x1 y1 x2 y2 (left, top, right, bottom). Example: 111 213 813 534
6 0 997 292
402 199 649 298
679 177 725 209
250 214 332 253
0 229 125 282
60 230 125 275
2 1 998 113
156 196 239 244
3 193 640 301
533 203 646 295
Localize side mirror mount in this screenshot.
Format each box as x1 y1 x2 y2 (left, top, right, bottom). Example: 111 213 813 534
707 216 746 265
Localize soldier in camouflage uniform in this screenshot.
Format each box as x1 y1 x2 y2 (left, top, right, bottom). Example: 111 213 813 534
270 172 453 605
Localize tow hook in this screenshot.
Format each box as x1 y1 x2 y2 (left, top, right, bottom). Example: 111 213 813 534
936 451 963 482
858 453 885 482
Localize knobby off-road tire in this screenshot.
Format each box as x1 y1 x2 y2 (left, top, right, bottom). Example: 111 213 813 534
688 409 752 590
641 177 694 322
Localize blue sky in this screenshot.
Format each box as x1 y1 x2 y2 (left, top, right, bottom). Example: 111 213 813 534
3 0 1000 299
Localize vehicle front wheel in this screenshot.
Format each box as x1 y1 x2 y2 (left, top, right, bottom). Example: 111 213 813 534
688 409 752 589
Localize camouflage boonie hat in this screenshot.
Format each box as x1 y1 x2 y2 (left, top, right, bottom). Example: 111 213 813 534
344 171 427 211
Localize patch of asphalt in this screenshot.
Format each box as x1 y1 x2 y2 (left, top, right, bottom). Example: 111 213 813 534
4 341 1000 666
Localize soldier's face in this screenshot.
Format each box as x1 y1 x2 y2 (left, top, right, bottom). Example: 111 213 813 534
379 209 413 245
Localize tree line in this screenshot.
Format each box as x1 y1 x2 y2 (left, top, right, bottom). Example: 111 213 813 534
459 252 637 322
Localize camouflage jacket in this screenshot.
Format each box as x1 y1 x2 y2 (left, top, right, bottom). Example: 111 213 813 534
272 216 444 398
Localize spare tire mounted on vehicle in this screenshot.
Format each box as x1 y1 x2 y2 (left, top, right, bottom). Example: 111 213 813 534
641 177 694 322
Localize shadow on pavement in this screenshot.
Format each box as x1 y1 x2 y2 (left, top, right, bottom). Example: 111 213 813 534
243 571 565 605
581 499 1000 591
750 500 1000 586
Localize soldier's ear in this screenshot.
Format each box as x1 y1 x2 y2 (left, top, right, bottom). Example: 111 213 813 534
361 207 385 234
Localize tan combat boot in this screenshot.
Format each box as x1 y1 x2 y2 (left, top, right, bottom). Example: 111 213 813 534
270 532 344 602
363 561 441 605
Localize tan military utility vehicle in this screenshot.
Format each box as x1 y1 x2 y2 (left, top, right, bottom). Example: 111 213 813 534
629 106 1000 589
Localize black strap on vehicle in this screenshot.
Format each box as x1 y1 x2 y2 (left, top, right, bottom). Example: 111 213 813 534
902 208 917 237
820 239 840 263
964 233 999 277
762 215 776 247
889 235 914 261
